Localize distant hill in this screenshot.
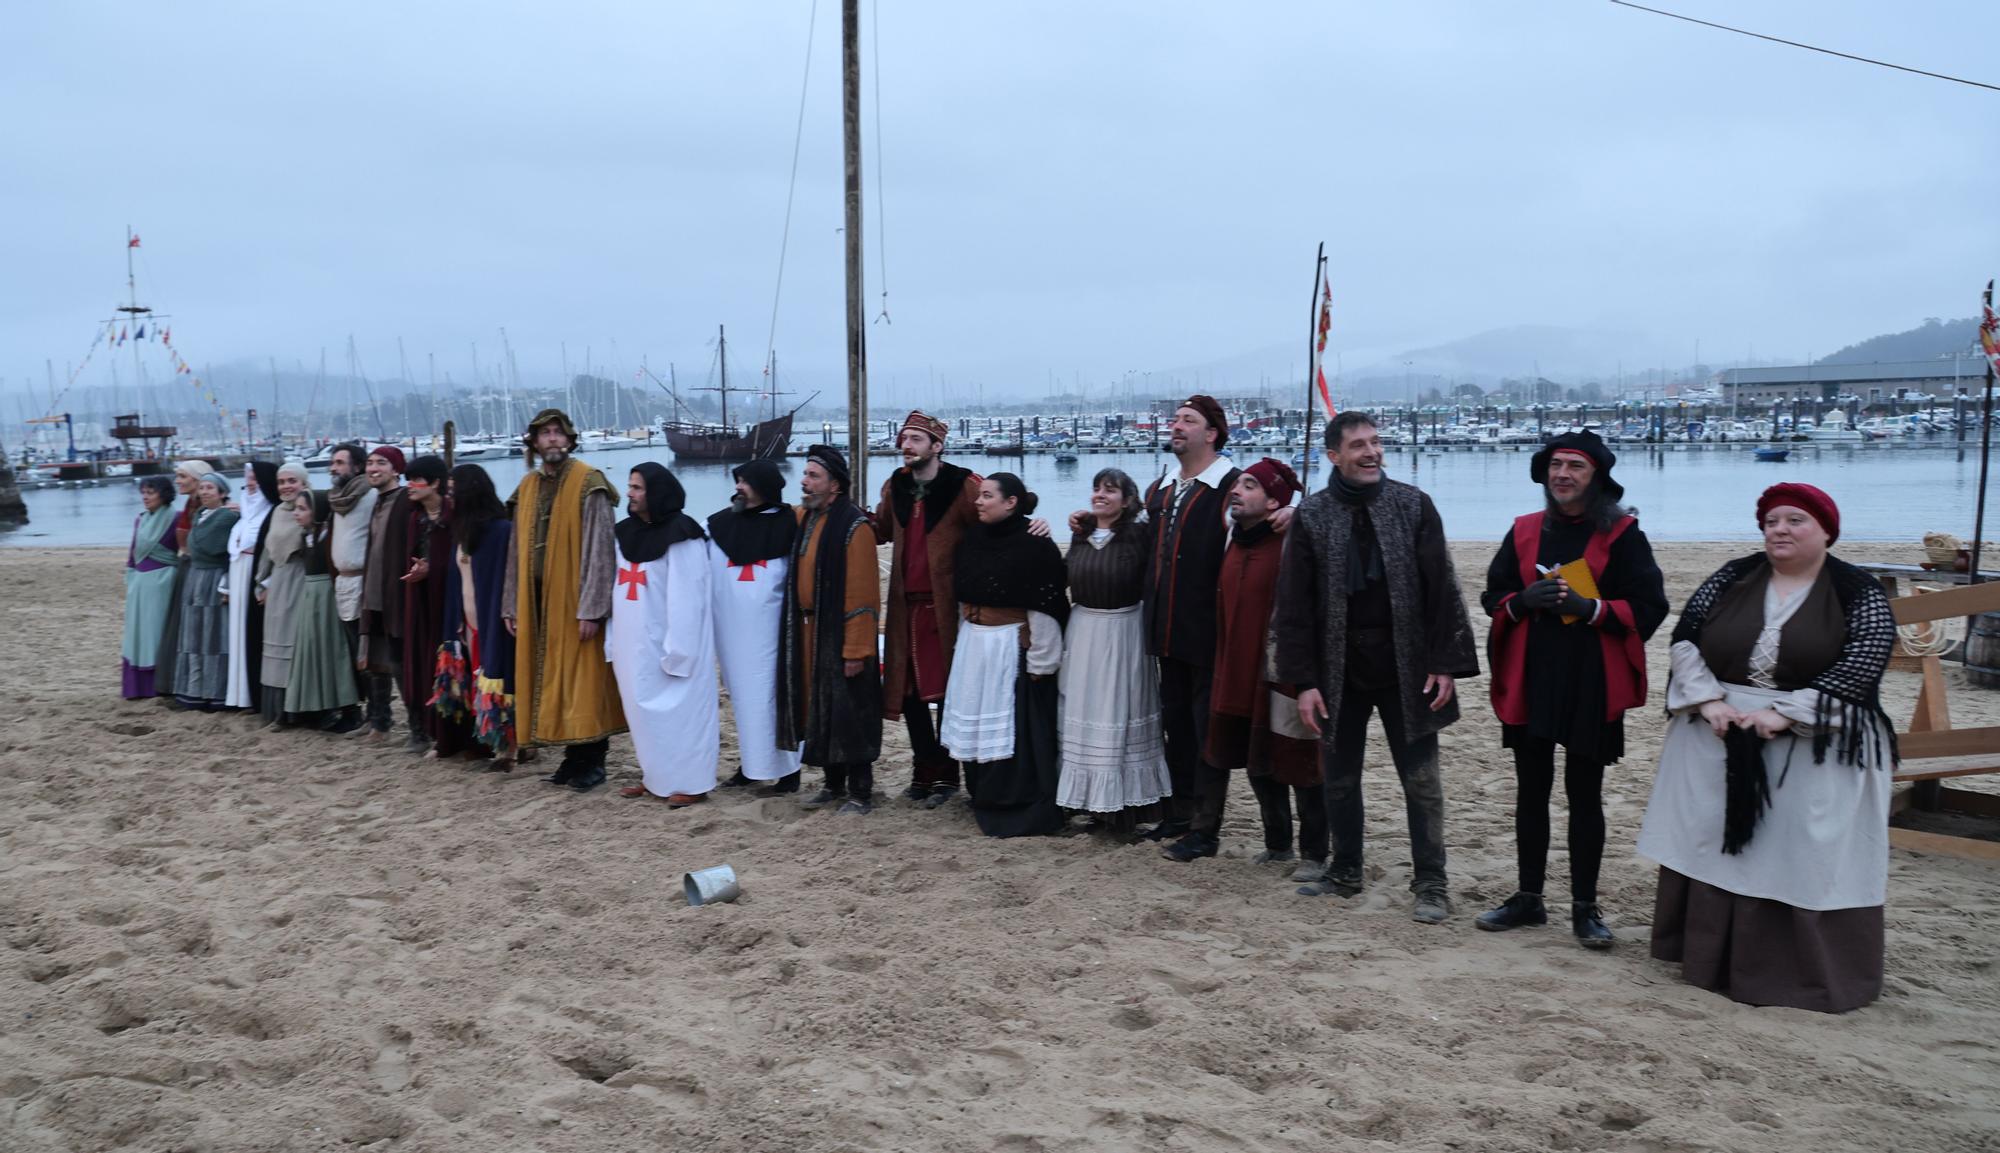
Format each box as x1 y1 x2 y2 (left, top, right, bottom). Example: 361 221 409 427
1816 317 1979 365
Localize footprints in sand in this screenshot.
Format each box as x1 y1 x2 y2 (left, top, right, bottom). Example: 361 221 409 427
371 1024 414 1092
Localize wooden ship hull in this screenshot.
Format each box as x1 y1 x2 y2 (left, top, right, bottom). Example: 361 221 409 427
664 412 795 461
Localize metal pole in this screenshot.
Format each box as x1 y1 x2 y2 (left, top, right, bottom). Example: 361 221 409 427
842 0 869 500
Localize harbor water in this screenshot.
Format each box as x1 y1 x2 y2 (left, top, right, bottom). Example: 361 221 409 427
3 443 1989 549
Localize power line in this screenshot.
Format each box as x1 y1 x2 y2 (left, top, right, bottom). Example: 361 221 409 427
1606 0 2000 93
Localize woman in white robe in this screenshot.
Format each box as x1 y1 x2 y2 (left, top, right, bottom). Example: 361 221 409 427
221 461 277 709
706 460 806 789
609 464 720 807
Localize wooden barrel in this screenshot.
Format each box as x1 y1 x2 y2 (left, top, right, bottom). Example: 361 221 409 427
1966 612 2000 689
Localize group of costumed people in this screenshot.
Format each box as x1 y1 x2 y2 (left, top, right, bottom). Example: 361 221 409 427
119 401 1900 1015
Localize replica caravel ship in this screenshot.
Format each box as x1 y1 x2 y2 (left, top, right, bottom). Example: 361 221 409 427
663 325 808 462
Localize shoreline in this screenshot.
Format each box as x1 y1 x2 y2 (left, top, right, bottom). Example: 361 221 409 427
3 543 1997 1150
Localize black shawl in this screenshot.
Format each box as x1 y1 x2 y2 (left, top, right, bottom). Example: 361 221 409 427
616 462 704 564
708 503 797 567
953 514 1070 628
1671 552 1898 770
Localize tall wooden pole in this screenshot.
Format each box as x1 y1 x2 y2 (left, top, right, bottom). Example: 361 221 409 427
1970 280 1997 584
842 0 869 499
1302 243 1325 486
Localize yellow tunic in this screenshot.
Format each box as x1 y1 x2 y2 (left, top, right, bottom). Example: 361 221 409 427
511 459 626 745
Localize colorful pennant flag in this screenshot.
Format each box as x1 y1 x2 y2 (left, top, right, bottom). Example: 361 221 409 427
128 234 141 249
1982 279 1999 376
1312 278 1336 418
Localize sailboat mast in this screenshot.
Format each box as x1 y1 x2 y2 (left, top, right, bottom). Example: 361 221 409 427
126 227 148 428
718 324 730 431
842 0 869 498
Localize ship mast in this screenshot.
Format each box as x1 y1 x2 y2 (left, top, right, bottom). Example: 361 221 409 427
842 0 868 497
718 324 730 431
116 226 156 429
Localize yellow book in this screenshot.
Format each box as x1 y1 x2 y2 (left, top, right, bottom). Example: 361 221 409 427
1549 558 1598 624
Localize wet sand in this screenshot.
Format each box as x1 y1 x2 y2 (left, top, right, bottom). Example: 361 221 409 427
2 542 1997 1152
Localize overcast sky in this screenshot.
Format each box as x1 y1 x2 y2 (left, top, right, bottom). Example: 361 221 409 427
5 0 1996 413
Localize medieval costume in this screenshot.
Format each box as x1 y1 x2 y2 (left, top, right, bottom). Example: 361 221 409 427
707 460 803 785
876 411 981 802
778 446 882 807
327 464 377 725
1479 433 1669 945
121 478 180 699
152 458 215 699
941 505 1070 838
400 460 471 757
1140 395 1242 836
1273 469 1479 918
174 475 241 709
360 447 413 737
1199 460 1323 875
253 462 314 724
1638 486 1896 1013
221 461 278 709
609 464 718 804
502 410 625 787
285 493 361 720
1056 513 1170 816
435 511 516 761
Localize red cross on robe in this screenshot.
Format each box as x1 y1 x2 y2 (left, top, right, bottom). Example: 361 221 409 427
618 560 649 600
727 557 769 582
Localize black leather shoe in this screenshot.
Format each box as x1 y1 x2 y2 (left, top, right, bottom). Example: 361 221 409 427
754 773 801 796
1572 902 1616 950
800 788 843 809
901 784 929 802
1160 833 1218 862
567 765 607 792
1475 891 1548 933
719 769 753 789
541 765 576 786
1141 819 1191 843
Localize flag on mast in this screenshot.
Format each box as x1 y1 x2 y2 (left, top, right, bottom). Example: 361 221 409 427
1312 277 1336 417
1982 279 1999 375
128 234 141 249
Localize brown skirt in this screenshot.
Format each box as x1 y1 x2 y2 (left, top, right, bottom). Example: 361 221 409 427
1650 867 1883 1013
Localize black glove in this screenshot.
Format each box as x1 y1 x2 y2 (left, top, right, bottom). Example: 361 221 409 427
1556 589 1598 621
1515 578 1565 613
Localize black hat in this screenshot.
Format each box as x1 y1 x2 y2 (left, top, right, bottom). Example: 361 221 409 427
805 444 851 492
1531 430 1623 502
732 459 786 506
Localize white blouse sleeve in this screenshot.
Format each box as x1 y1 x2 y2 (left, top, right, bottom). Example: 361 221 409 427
1771 687 1832 733
1024 610 1063 677
1666 640 1725 713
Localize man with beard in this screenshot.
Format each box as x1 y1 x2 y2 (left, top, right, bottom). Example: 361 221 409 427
358 445 414 745
875 410 981 807
1176 458 1325 878
709 460 806 794
502 409 626 790
778 445 882 814
324 443 376 733
1477 430 1667 948
1133 395 1246 843
1274 411 1480 924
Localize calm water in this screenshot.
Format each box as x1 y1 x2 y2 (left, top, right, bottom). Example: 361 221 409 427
5 443 1989 548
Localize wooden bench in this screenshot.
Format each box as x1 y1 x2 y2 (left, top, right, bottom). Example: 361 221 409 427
1886 579 2000 861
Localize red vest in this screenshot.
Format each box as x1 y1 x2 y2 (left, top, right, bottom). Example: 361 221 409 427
1488 512 1647 725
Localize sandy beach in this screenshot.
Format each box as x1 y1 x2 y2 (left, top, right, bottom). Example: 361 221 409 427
3 540 1997 1152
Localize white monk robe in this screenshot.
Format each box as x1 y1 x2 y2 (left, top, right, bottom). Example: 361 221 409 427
221 479 273 709
710 524 804 781
608 536 720 797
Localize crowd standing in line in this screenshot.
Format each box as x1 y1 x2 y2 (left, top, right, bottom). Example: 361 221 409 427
122 402 1899 1013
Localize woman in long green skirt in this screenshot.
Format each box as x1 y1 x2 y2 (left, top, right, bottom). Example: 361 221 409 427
285 492 360 721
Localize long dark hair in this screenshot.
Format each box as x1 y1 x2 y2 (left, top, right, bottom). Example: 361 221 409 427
451 465 507 552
